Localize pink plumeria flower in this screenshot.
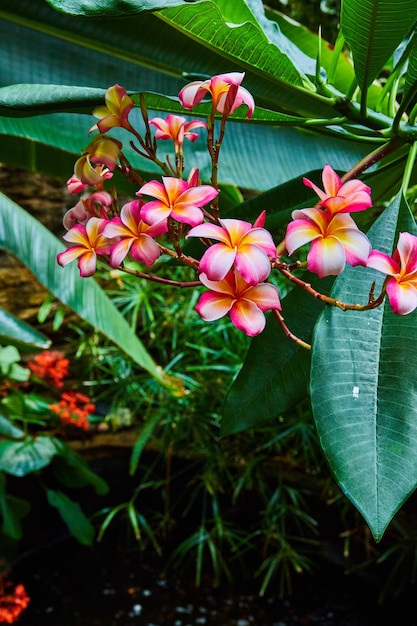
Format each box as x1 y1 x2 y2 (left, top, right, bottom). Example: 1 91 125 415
367 232 417 315
74 136 121 185
196 270 281 337
103 200 168 267
90 84 135 134
187 212 276 285
150 115 206 155
66 175 88 195
303 164 372 215
179 72 255 120
57 217 113 277
286 208 371 278
138 176 218 227
63 191 113 230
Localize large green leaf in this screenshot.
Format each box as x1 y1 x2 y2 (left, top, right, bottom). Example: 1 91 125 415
0 192 182 392
0 2 373 191
310 192 417 540
221 274 333 436
47 489 95 545
0 474 31 540
0 436 57 476
0 308 51 351
404 32 417 105
341 0 417 95
46 0 187 17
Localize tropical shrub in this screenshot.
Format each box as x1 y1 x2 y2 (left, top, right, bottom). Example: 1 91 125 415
0 0 416 547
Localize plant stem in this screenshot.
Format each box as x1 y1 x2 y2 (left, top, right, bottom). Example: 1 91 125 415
273 310 311 350
401 141 417 196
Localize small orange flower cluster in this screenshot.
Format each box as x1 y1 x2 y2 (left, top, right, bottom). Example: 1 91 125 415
50 391 95 431
0 583 30 624
27 350 70 388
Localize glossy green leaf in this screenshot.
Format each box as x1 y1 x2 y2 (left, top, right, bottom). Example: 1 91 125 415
221 274 333 436
404 33 417 103
0 436 56 476
45 0 188 17
0 308 51 351
0 415 24 439
0 488 31 540
47 489 95 545
0 192 183 392
341 0 417 92
310 192 417 540
0 4 371 189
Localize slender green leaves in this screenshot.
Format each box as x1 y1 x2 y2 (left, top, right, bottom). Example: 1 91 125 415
341 0 416 96
0 192 182 392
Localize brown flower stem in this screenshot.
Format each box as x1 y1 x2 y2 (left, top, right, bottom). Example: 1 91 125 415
273 309 311 350
340 138 402 183
119 265 201 288
157 244 201 271
278 266 388 311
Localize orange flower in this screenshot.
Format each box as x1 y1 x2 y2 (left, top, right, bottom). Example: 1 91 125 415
0 582 30 624
27 351 70 388
50 391 96 431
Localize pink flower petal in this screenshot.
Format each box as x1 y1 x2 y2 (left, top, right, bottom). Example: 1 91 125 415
178 81 209 109
140 200 171 225
387 279 417 315
109 238 133 267
307 237 346 277
230 299 266 336
367 250 399 276
218 218 252 242
187 222 229 243
322 163 342 196
62 224 89 246
235 245 272 284
242 283 281 312
240 228 276 258
103 217 130 239
130 235 161 266
138 180 169 203
396 232 417 276
199 243 236 280
57 246 85 267
332 227 371 266
198 272 236 296
196 291 234 321
285 218 321 255
78 251 97 277
171 204 204 226
178 184 218 208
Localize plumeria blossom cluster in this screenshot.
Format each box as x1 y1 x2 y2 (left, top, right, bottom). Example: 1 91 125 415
57 73 417 344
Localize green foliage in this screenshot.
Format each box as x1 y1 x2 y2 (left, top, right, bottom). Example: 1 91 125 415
0 192 181 391
311 193 417 540
47 489 95 546
0 310 51 351
0 0 417 550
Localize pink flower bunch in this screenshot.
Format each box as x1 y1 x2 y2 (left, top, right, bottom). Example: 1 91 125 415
285 164 372 277
56 74 281 336
179 72 255 120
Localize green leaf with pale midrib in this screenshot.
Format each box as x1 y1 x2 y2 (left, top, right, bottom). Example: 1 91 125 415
341 0 417 92
310 192 417 540
0 192 182 392
45 0 188 17
0 308 51 350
